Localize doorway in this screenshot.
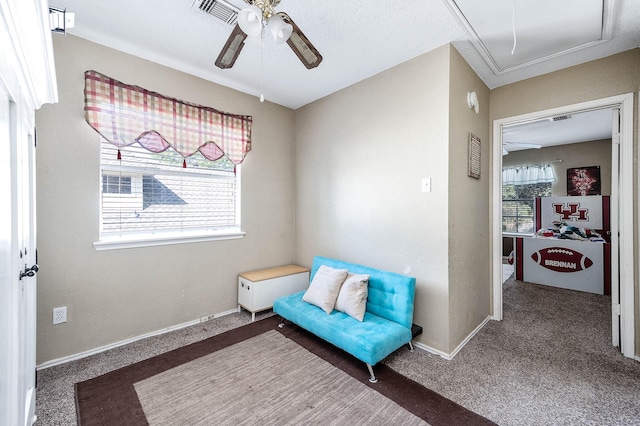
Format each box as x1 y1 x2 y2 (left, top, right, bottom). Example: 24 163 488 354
491 94 635 358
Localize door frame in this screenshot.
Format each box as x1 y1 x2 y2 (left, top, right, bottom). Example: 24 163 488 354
491 93 635 358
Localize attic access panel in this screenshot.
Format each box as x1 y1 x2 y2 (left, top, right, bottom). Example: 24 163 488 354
452 0 606 72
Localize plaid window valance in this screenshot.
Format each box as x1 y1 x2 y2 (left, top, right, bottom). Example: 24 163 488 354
84 70 252 164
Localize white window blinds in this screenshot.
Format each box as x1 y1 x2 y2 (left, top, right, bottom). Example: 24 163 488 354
100 140 239 238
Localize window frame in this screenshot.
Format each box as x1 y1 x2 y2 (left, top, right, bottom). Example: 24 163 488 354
102 174 132 195
94 141 244 251
501 197 535 236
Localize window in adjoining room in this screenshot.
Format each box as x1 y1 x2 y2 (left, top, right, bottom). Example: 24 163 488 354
502 183 552 234
502 163 555 235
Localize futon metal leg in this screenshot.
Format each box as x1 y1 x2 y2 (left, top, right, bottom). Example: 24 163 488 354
408 341 414 351
366 363 378 383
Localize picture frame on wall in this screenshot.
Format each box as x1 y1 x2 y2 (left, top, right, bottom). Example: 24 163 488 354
567 165 601 196
468 133 481 179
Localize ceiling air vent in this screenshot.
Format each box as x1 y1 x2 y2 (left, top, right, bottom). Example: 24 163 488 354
552 114 572 121
195 0 239 25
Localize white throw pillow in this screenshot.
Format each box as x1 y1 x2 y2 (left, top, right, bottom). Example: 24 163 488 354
302 265 349 314
335 273 370 322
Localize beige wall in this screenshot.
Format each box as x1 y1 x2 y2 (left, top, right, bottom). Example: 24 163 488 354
295 45 452 350
295 44 491 354
491 48 640 355
503 139 613 196
36 37 639 363
35 36 297 364
447 47 491 352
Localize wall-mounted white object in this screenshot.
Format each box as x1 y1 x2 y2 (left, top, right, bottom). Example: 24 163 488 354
421 177 431 193
467 91 479 114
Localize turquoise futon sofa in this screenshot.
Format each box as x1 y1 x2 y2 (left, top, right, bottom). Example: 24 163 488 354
273 256 416 382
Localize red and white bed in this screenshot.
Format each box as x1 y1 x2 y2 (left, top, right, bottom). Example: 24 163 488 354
514 196 610 295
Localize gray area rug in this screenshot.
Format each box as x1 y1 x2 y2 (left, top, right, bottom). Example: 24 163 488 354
73 314 488 425
134 330 426 425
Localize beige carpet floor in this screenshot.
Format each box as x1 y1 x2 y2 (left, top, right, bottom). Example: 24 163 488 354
385 277 640 425
36 276 640 425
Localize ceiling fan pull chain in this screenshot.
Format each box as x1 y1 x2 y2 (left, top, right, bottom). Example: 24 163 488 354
260 24 265 103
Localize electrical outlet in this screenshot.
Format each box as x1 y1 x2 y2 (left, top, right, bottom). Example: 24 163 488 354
200 314 215 323
53 306 67 325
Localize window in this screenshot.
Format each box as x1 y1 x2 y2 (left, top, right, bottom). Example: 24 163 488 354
98 140 241 247
502 164 555 235
85 70 252 249
102 175 131 194
502 183 552 234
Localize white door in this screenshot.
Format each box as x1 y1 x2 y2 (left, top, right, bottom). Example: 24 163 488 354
17 107 38 426
0 84 38 426
1 1 56 423
0 78 15 426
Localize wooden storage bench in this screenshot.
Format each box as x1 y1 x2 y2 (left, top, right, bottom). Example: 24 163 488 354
238 265 310 321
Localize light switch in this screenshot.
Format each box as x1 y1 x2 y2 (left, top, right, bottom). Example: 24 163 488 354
421 178 431 193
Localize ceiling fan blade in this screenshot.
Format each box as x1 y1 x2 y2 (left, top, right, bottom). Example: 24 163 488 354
214 24 248 69
278 13 323 69
504 142 542 149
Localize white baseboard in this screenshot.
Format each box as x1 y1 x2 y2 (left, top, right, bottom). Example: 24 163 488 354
411 341 452 359
36 307 240 370
38 309 495 369
412 315 492 361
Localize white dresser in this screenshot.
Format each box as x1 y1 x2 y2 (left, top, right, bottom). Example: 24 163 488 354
238 265 310 321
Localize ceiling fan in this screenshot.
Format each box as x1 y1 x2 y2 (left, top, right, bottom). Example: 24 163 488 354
502 142 542 155
215 0 322 70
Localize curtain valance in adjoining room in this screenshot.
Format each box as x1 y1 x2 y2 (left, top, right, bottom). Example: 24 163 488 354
502 163 556 186
83 70 252 164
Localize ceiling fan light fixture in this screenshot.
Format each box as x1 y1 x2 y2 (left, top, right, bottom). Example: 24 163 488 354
215 2 323 71
267 14 292 44
238 5 263 37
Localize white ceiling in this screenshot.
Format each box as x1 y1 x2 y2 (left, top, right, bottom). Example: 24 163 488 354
502 108 614 153
50 0 640 111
